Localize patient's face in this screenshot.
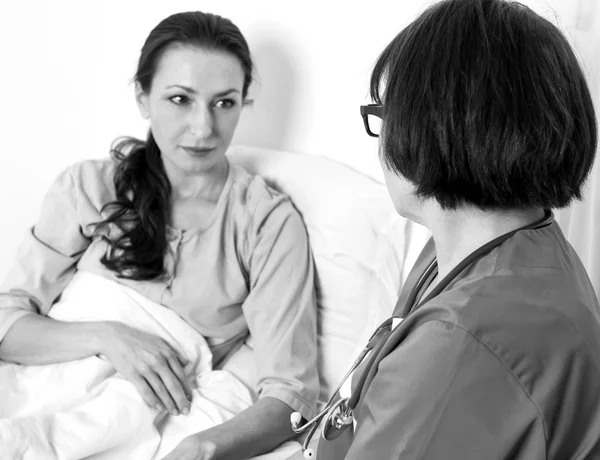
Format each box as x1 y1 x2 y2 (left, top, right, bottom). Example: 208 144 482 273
136 44 245 174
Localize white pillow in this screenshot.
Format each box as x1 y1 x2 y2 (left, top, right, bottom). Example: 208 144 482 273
227 145 408 405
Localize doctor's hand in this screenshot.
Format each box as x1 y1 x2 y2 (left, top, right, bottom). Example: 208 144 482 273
161 436 217 460
98 321 194 416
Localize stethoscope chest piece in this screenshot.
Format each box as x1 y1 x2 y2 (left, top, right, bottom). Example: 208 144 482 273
290 316 403 456
322 397 354 441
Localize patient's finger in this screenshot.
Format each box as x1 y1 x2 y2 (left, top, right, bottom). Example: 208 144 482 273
145 370 178 415
160 344 190 379
130 373 162 410
158 362 191 415
167 356 194 401
175 352 190 368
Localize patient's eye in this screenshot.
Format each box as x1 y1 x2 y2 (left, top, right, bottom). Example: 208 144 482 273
213 98 237 109
169 95 191 106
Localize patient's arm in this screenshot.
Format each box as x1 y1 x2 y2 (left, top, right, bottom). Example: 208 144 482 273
0 314 105 364
0 167 92 351
164 396 295 460
0 313 193 417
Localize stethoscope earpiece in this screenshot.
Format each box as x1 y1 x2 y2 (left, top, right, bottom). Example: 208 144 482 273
303 447 315 459
290 411 302 429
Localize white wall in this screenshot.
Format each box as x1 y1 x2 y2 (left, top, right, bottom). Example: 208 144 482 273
0 0 589 281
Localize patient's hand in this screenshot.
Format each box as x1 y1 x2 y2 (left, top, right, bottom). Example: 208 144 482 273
161 436 216 460
99 321 194 416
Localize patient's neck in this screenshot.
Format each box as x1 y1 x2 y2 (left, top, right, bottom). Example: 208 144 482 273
420 204 546 282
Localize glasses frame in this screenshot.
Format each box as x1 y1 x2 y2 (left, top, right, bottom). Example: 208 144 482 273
360 104 383 138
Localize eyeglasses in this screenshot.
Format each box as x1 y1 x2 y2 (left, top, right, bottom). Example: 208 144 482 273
360 104 383 138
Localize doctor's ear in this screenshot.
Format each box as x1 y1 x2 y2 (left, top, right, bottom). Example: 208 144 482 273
135 82 150 120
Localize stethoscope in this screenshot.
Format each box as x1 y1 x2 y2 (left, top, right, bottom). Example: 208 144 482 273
289 211 552 459
289 258 437 459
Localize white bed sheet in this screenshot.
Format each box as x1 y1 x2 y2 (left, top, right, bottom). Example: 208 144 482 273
0 271 254 460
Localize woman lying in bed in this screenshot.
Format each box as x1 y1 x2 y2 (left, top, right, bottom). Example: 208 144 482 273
0 11 319 460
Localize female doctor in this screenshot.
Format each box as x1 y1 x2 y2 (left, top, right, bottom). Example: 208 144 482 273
295 0 600 458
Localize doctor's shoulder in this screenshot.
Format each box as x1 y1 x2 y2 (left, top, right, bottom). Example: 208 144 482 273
389 269 597 397
351 278 600 455
419 272 600 408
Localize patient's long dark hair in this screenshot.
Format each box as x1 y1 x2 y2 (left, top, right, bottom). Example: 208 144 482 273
96 11 253 280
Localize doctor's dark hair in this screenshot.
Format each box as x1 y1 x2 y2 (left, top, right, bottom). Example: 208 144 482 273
95 11 253 280
371 0 597 210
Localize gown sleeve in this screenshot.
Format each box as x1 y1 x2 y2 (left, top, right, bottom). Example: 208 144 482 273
241 182 320 421
0 166 91 343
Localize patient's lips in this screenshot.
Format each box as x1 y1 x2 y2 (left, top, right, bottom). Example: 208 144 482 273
181 146 215 156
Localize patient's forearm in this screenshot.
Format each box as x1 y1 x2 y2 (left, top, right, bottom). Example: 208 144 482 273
0 314 106 365
194 396 296 460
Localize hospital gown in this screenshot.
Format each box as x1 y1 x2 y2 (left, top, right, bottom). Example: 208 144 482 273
0 158 319 421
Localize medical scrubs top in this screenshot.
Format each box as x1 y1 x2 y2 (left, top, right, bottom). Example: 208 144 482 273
346 212 600 459
0 158 320 421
